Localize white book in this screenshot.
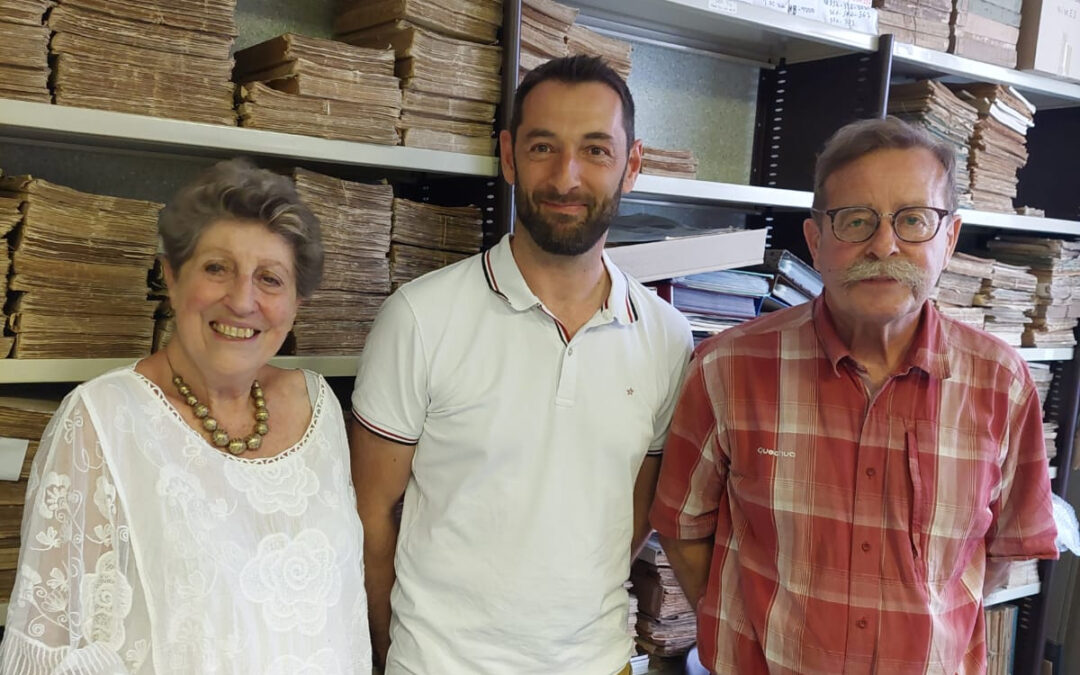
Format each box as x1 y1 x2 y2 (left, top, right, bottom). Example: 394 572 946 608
605 229 768 283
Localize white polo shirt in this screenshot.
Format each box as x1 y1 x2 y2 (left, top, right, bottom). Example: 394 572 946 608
351 233 692 675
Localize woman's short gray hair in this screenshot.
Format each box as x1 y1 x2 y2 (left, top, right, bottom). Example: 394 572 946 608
159 158 324 298
812 116 958 214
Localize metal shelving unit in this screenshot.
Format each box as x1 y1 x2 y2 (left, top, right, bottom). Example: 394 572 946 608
985 583 1043 608
0 99 499 178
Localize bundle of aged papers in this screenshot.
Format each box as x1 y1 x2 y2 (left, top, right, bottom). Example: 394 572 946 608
0 175 160 358
0 0 52 102
234 33 401 145
49 0 238 124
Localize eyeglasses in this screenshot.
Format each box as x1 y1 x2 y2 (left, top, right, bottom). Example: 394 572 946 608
811 206 952 243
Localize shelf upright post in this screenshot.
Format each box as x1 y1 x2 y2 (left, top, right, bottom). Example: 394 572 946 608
1015 352 1080 675
495 0 523 242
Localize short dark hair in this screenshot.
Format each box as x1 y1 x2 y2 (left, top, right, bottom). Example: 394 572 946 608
812 116 958 214
159 158 324 298
510 55 635 150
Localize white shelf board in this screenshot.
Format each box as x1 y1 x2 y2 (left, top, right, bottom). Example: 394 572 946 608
959 210 1080 236
984 582 1040 607
607 227 768 282
570 0 876 64
0 356 360 384
631 175 813 209
0 99 499 177
890 42 1080 109
1017 347 1074 362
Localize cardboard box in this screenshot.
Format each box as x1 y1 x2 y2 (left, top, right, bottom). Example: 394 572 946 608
1017 0 1080 80
955 0 1022 27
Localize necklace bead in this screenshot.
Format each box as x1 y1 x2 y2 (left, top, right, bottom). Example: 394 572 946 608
169 372 268 455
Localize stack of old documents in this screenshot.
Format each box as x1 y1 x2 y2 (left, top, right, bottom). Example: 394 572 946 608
950 0 1022 67
285 168 395 355
0 176 160 357
1027 362 1053 406
950 84 1035 213
567 24 632 79
0 395 58 602
888 80 978 208
336 0 502 43
631 541 696 657
975 258 1038 346
933 252 995 327
0 182 18 357
874 0 951 51
234 33 401 146
49 0 237 125
0 0 51 102
519 0 576 77
337 18 501 155
390 198 482 288
641 147 698 180
987 236 1080 348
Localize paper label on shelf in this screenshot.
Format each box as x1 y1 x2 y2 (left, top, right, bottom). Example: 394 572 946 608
708 0 739 15
0 437 29 481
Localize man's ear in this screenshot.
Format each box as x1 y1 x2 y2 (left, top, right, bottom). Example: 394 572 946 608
803 217 823 270
622 139 644 194
943 213 963 259
499 129 516 186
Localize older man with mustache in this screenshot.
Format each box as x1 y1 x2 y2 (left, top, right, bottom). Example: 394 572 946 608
651 116 1058 675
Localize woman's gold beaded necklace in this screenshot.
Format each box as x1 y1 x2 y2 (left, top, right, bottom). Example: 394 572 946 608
167 364 270 455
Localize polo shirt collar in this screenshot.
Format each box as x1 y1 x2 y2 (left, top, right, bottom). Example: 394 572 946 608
812 295 951 380
481 233 639 325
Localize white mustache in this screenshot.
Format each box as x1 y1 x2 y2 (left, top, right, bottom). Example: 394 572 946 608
841 258 927 289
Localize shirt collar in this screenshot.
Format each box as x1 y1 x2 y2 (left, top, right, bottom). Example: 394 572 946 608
812 295 951 380
481 233 639 325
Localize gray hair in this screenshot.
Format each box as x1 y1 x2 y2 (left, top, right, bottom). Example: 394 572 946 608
158 158 324 298
811 116 958 214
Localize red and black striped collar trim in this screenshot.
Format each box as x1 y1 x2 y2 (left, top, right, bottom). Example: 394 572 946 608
481 248 509 302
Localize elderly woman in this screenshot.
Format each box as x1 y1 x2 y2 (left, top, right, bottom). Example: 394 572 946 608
0 159 371 673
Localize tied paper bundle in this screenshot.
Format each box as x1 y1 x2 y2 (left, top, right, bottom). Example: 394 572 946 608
0 0 52 102
950 0 1022 68
389 197 482 288
518 0 577 78
234 33 401 146
391 197 484 254
873 0 952 51
888 80 978 208
48 0 238 125
631 536 696 658
986 236 1080 348
0 395 60 603
984 604 1018 675
931 251 994 327
0 175 161 358
641 147 699 180
338 20 501 156
335 0 503 45
390 244 470 289
950 83 1035 214
0 184 19 357
286 168 395 355
973 258 1038 347
566 24 632 80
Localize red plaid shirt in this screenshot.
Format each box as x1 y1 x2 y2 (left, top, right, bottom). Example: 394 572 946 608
651 297 1058 675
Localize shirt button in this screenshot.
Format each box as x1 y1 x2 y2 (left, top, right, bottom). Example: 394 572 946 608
865 468 876 477
861 541 871 552
567 347 574 356
856 618 868 629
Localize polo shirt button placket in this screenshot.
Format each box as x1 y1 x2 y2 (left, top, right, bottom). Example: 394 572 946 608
856 618 868 629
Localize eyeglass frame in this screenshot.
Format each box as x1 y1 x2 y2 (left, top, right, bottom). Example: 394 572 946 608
810 205 954 244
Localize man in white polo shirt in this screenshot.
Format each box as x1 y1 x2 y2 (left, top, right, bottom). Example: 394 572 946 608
350 55 693 675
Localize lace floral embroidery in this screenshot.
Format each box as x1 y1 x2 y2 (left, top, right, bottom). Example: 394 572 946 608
239 529 341 636
267 649 338 675
80 550 133 648
224 456 320 516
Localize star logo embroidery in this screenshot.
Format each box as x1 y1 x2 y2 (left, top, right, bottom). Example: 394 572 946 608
626 387 634 396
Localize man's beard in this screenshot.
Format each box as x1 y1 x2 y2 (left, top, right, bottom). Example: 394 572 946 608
514 173 624 256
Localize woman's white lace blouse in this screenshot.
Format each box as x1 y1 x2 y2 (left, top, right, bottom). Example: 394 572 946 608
0 367 371 674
